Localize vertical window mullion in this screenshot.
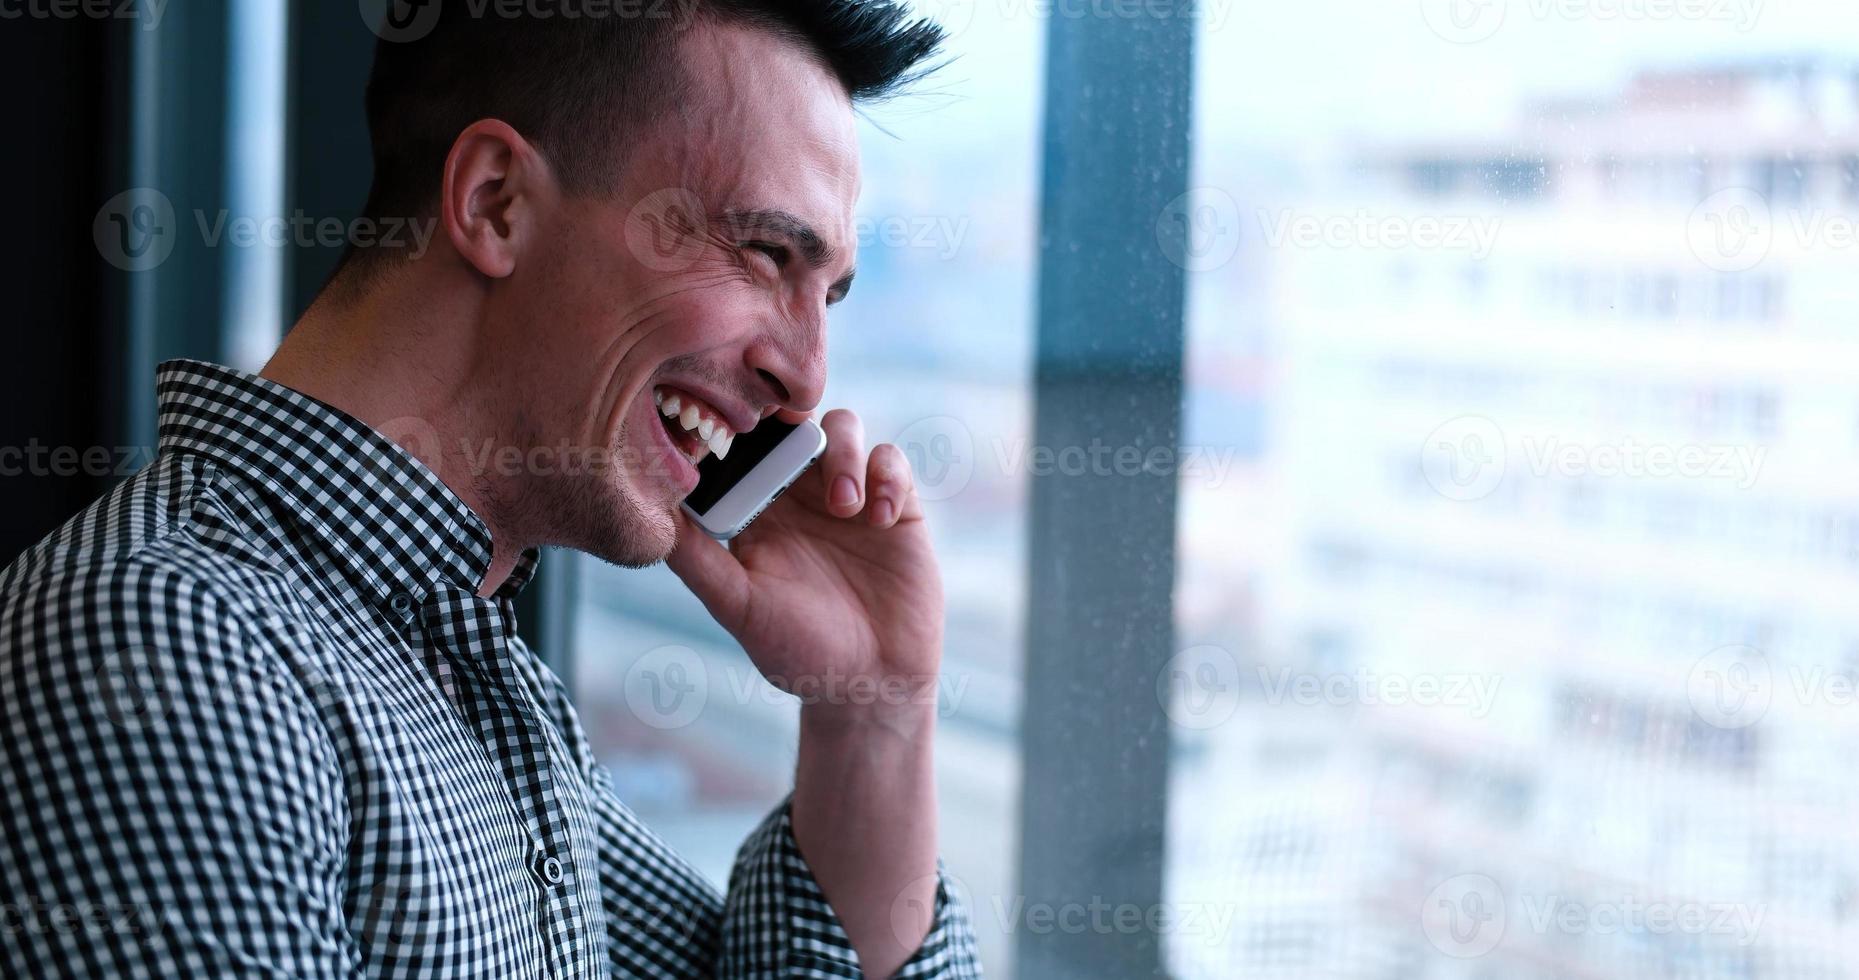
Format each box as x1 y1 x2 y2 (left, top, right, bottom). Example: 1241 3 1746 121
1015 7 1195 980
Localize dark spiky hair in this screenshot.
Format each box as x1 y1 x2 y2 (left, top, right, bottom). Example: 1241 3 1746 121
356 0 944 232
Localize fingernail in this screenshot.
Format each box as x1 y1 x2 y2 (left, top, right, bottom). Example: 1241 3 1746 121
872 499 896 525
832 475 859 508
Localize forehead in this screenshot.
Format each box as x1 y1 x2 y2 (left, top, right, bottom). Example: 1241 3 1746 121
657 22 863 249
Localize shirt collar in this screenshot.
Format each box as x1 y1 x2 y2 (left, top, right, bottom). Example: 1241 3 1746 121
154 359 538 605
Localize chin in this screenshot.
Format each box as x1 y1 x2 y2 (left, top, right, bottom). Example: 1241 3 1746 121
549 467 684 570
594 499 682 570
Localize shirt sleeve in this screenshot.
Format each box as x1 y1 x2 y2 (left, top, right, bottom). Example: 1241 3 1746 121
718 801 984 979
510 636 984 978
0 560 357 978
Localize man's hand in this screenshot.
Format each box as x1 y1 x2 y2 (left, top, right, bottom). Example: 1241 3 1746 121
667 406 944 978
668 407 943 706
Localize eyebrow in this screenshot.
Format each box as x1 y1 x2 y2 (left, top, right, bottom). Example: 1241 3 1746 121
719 207 857 303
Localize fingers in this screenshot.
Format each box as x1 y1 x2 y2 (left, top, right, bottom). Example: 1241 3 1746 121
864 442 919 529
665 510 750 631
809 408 922 529
817 408 867 518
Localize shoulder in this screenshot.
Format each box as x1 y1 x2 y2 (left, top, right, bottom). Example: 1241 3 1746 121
0 467 355 974
0 455 349 831
1 452 308 713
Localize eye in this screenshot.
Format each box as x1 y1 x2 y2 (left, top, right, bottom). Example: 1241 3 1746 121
740 241 789 270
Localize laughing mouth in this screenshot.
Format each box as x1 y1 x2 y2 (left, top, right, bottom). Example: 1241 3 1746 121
653 386 735 465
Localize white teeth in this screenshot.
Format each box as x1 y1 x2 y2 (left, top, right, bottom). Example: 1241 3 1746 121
656 386 734 460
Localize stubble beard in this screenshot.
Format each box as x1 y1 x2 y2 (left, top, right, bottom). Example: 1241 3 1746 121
549 416 682 570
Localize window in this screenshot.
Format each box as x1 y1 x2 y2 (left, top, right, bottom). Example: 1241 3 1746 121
1173 5 1857 977
223 0 289 370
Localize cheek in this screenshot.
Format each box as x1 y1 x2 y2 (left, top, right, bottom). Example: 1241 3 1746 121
517 249 772 435
635 282 769 360
583 286 761 437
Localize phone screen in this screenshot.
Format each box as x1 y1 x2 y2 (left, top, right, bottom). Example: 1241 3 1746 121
683 418 799 515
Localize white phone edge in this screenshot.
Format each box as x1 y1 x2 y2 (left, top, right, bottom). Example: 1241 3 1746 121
680 419 828 540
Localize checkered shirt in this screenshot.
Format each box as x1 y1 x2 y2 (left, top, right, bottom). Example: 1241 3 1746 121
0 360 982 979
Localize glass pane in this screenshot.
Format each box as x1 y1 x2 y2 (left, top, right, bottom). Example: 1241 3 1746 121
1174 6 1857 978
224 0 289 371
570 3 1041 974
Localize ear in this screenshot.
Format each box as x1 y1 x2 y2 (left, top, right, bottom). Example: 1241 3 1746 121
439 118 554 280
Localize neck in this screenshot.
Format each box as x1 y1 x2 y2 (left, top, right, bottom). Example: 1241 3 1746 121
261 271 525 598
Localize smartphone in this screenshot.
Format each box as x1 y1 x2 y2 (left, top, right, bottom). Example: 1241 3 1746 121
681 416 828 540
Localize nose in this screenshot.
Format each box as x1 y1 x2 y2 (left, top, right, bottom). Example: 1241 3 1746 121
744 320 826 414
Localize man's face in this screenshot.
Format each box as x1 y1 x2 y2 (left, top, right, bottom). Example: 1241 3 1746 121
489 22 860 566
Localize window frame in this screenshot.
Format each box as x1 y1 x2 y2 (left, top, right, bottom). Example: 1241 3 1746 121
1013 9 1194 980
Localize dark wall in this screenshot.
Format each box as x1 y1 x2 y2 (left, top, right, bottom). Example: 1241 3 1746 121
0 18 132 563
287 0 377 319
0 0 376 565
1 5 584 672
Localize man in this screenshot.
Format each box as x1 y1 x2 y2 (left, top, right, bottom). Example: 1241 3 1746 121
0 1 982 977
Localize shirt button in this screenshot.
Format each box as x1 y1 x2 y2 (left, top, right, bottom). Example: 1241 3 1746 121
388 592 416 623
538 854 564 886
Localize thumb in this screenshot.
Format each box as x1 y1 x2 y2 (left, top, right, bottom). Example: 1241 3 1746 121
666 510 751 632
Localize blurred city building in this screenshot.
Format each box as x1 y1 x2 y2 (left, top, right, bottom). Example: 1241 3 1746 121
1168 56 1859 978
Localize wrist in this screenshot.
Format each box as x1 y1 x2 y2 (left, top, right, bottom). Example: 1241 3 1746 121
790 695 940 979
799 691 939 743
